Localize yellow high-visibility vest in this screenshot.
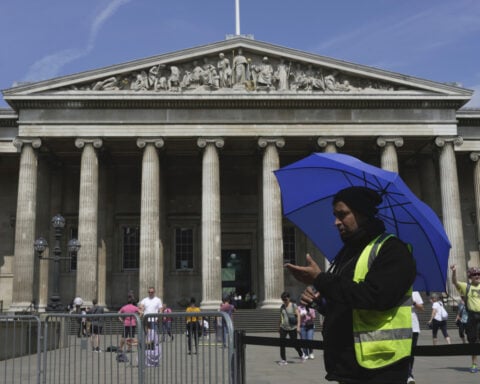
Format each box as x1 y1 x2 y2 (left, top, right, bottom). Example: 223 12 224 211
352 233 412 369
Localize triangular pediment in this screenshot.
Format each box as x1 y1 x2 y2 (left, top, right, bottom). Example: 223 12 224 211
3 37 473 104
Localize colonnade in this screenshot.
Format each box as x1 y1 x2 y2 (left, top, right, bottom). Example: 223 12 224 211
8 135 469 312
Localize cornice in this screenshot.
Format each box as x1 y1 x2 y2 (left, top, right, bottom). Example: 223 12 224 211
4 96 468 111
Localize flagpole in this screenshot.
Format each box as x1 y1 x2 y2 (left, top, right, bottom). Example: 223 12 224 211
235 0 240 35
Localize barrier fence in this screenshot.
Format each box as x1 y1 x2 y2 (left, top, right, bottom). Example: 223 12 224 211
3 313 480 384
1 311 235 384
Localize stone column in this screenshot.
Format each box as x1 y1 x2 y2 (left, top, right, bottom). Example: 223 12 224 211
470 152 480 262
10 138 41 312
317 137 345 153
435 136 464 295
75 138 102 305
316 137 345 270
137 138 164 300
259 137 285 308
376 136 404 173
197 138 224 309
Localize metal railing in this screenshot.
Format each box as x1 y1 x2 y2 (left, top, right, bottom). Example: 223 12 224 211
0 311 235 384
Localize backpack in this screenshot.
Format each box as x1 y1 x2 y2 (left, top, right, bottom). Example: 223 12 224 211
116 352 129 363
281 303 297 326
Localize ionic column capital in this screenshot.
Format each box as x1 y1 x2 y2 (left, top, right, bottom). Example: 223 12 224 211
75 138 103 149
197 137 224 149
136 138 165 149
258 137 285 149
376 136 404 148
434 136 463 148
471 152 480 162
317 136 345 149
13 137 42 149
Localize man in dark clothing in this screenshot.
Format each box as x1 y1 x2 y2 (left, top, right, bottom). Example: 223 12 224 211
286 186 416 384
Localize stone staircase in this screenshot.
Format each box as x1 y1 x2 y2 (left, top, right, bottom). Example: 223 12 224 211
232 308 323 333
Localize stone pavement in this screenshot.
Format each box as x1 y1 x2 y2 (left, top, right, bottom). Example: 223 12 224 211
244 330 476 384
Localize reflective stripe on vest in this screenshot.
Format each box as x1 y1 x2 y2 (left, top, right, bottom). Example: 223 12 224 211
352 233 412 369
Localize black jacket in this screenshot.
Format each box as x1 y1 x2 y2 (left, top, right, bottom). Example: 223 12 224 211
313 218 416 384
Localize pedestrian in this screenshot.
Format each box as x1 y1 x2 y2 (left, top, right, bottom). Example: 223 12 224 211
298 302 316 360
286 186 416 383
451 264 480 373
220 295 235 347
427 293 451 345
139 287 162 332
89 298 104 352
71 297 85 337
278 292 304 365
118 297 138 352
408 291 424 383
455 295 468 344
186 297 201 355
161 303 174 341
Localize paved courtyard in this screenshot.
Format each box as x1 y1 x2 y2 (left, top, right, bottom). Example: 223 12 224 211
245 330 476 384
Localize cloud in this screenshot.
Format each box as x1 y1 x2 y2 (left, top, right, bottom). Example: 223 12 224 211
23 0 132 82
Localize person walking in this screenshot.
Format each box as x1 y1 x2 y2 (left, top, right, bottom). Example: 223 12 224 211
118 297 138 352
278 292 304 366
286 186 416 383
427 293 451 346
161 303 174 341
298 302 316 360
139 287 162 332
455 296 468 344
186 297 201 355
220 295 235 347
89 299 104 352
451 264 480 373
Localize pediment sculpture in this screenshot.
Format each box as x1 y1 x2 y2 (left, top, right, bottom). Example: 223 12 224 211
64 49 415 94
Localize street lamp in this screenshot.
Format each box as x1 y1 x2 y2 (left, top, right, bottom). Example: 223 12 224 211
34 214 81 312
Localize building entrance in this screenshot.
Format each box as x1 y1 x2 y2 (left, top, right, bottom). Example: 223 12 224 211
221 250 252 308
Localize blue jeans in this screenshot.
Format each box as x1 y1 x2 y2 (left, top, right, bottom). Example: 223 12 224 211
300 324 314 355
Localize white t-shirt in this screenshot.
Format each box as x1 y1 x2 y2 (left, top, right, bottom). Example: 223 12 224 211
411 291 423 333
140 296 163 321
432 301 446 321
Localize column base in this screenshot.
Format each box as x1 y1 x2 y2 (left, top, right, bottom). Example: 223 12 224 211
7 301 37 314
200 300 222 310
260 299 283 309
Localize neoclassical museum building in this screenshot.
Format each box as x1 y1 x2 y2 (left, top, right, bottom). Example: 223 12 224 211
1 36 479 312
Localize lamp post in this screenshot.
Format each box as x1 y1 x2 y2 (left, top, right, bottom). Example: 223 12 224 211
34 214 81 312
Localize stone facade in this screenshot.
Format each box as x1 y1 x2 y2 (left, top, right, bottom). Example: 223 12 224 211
0 37 479 312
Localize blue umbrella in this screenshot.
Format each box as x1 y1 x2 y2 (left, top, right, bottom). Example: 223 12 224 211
274 152 451 292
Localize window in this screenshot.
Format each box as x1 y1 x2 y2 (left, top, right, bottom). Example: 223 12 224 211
283 226 296 264
122 225 140 270
69 227 78 271
175 228 194 270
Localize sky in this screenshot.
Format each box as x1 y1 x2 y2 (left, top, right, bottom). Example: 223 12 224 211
1 0 479 108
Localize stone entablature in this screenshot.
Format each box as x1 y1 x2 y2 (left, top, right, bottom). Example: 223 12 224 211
59 50 419 95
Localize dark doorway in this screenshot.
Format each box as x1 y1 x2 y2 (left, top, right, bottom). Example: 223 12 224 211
221 250 251 308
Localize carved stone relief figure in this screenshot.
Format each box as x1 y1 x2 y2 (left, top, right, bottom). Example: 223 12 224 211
274 59 291 91
167 66 181 91
68 49 403 94
232 48 248 86
253 56 274 89
131 71 149 91
92 76 119 91
217 52 232 88
202 58 219 89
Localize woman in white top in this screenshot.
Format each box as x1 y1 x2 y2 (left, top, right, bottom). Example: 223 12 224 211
428 293 451 345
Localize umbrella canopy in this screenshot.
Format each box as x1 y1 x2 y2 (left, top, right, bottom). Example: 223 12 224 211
274 152 451 292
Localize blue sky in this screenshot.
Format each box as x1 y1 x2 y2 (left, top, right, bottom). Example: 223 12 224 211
1 0 479 108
